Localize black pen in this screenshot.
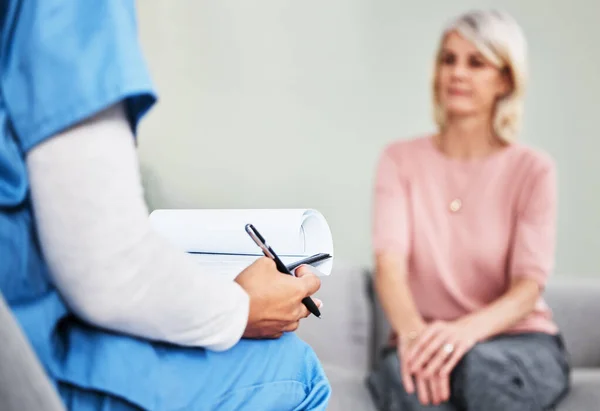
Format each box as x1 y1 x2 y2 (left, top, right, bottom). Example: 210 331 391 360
245 224 321 318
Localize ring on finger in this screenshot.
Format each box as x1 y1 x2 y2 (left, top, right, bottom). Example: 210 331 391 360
442 343 455 355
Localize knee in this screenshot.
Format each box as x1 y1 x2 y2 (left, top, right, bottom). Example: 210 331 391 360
456 343 505 382
282 334 332 405
454 344 540 411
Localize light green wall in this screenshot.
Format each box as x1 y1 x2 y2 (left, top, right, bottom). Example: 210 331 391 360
136 1 600 276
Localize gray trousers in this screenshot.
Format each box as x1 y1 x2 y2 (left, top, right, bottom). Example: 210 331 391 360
367 333 570 411
0 294 66 411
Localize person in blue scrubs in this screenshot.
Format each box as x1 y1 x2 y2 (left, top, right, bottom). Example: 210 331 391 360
0 1 331 410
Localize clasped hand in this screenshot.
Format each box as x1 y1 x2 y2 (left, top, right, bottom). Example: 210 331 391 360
398 320 479 406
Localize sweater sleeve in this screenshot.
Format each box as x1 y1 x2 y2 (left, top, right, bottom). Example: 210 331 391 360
509 160 557 288
372 149 411 257
26 103 249 351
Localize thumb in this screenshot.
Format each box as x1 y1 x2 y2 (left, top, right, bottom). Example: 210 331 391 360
295 264 325 278
295 265 322 296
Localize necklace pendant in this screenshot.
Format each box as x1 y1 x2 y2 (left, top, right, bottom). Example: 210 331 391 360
449 198 462 213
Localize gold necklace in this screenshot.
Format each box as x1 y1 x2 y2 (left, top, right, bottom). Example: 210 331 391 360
446 158 496 213
449 198 463 213
435 136 497 214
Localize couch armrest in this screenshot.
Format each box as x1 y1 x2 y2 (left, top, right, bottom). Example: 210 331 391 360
0 294 66 411
365 272 391 371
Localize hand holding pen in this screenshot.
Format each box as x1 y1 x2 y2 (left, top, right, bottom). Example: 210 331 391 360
245 224 322 318
233 226 324 339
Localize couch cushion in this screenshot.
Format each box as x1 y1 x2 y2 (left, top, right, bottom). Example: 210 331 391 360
544 277 600 368
295 262 375 411
557 369 600 410
322 364 377 411
296 261 372 374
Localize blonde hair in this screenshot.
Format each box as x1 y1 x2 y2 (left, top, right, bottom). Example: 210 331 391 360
432 10 528 142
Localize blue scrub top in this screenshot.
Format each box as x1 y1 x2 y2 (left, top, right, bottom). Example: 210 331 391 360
0 1 160 408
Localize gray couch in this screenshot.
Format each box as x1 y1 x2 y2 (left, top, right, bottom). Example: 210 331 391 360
297 262 600 410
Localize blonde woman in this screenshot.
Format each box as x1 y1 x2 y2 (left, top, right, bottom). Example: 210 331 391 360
367 10 570 411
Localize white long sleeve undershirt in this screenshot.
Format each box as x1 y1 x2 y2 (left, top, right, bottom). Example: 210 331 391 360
26 103 249 351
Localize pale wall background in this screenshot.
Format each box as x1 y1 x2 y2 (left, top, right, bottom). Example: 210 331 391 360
136 0 599 276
